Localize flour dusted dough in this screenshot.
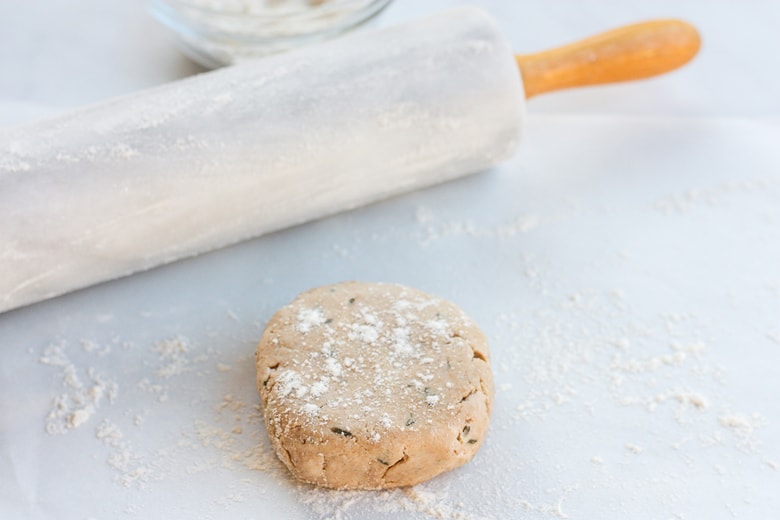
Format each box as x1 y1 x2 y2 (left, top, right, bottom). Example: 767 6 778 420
256 281 494 489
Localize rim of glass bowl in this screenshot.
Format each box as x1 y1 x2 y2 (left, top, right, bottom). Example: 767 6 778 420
162 0 388 17
151 0 393 42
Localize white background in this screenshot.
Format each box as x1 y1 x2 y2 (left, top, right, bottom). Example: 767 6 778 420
1 1 779 519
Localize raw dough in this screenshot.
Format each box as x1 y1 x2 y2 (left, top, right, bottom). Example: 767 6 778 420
256 281 494 489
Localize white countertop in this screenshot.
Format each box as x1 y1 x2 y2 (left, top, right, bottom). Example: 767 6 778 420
1 1 779 519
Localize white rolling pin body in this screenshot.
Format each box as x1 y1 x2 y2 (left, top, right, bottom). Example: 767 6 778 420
0 7 523 313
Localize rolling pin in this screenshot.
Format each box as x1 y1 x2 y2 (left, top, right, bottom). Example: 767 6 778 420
0 8 700 313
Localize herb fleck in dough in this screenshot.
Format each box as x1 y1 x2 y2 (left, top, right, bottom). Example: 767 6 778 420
256 281 494 489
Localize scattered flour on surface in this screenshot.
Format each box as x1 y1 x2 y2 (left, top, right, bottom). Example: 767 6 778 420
718 413 765 453
297 483 491 520
153 335 192 378
413 206 540 246
625 443 645 455
95 419 153 489
39 343 117 435
653 178 780 215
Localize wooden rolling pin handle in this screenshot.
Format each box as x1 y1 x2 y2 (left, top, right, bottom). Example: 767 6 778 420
516 19 701 98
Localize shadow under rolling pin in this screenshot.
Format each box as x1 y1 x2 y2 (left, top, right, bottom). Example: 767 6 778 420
0 9 700 314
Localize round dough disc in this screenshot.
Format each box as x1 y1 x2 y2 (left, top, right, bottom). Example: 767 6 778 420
256 281 493 489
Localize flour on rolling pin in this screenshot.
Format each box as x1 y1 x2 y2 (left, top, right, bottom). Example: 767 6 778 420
0 8 700 314
0 8 524 313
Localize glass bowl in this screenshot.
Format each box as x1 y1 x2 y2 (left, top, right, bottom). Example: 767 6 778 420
149 0 394 69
